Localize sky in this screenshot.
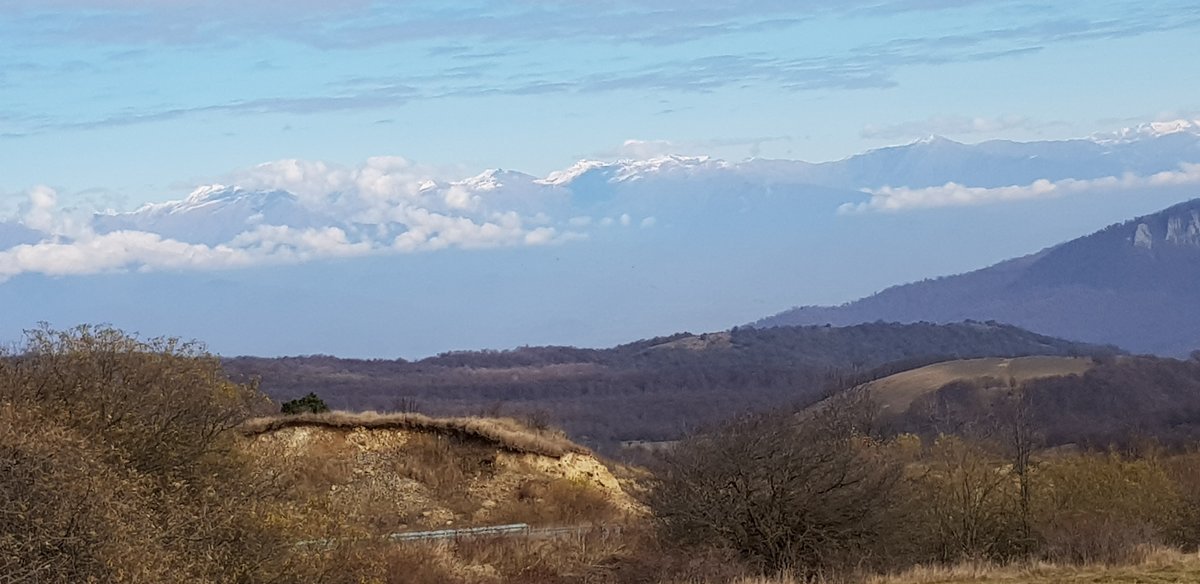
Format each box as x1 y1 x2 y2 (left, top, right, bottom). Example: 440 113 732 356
2 1 1200 356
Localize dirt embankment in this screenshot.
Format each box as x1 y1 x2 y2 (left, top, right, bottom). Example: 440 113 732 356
240 412 640 533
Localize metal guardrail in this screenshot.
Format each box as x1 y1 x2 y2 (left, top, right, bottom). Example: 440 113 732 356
297 522 620 549
387 523 531 542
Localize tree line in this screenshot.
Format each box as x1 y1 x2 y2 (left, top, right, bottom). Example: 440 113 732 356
223 321 1115 451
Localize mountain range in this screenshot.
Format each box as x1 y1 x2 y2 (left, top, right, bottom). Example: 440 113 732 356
8 119 1200 262
3 120 1200 356
754 198 1200 356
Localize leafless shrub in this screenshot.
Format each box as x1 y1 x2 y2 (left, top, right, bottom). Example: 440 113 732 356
0 325 293 583
646 389 904 576
1031 452 1179 565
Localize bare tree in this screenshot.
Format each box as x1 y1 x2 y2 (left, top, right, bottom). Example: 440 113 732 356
646 390 902 575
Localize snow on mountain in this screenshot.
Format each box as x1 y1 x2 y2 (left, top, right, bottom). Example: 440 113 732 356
93 186 332 246
5 119 1200 282
85 123 1200 247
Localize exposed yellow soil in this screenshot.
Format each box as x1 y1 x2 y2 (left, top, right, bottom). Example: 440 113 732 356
240 414 638 534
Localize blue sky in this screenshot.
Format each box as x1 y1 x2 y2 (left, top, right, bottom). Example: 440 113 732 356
2 1 1200 356
3 0 1198 206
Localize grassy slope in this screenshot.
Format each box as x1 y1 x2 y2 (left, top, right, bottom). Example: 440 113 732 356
727 550 1200 584
862 356 1093 413
867 560 1200 583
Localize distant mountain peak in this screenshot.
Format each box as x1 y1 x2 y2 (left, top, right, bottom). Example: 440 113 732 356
534 155 719 187
176 185 297 208
912 134 958 146
536 160 610 186
458 168 536 191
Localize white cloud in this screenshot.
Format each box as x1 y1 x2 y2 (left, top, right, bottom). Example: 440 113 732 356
229 225 374 259
840 163 1200 213
610 139 676 160
861 114 1045 140
21 186 58 233
0 231 256 280
0 156 590 281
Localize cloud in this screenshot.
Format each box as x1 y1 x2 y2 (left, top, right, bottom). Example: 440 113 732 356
839 163 1200 213
0 158 585 280
592 136 792 160
20 186 59 234
7 3 1197 135
0 1 1015 49
595 139 678 160
0 231 254 280
861 115 1057 140
6 125 1200 279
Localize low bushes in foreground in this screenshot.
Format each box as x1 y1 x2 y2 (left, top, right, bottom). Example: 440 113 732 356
642 389 1200 582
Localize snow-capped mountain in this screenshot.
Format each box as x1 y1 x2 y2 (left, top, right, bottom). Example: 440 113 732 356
6 120 1200 357
66 120 1200 251
92 186 335 246
5 119 1200 287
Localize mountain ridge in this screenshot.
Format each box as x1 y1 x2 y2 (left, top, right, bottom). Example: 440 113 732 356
754 198 1200 356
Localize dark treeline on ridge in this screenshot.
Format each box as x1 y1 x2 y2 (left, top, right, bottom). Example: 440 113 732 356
225 321 1115 450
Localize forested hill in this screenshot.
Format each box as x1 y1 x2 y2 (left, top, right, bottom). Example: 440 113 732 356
224 321 1116 450
754 198 1200 356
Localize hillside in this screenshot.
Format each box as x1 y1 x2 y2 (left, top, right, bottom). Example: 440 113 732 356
224 321 1115 451
858 356 1093 413
755 198 1200 356
843 355 1200 448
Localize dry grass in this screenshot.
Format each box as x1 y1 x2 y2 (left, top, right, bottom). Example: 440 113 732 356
711 547 1200 584
861 356 1093 413
240 410 589 457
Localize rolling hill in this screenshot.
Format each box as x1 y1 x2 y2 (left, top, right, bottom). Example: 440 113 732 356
224 321 1116 451
826 354 1200 449
857 356 1093 414
755 198 1200 356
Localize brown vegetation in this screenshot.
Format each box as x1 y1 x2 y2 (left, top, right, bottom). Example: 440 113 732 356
0 325 291 583
641 382 1200 583
240 410 588 457
6 324 1199 584
648 390 904 576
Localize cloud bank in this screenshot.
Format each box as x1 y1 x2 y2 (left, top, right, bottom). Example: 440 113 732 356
4 121 1200 280
840 163 1200 213
0 157 615 280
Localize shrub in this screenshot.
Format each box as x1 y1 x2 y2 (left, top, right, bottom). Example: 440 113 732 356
1031 452 1180 564
908 435 1026 562
281 391 331 415
647 390 904 575
0 325 293 583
